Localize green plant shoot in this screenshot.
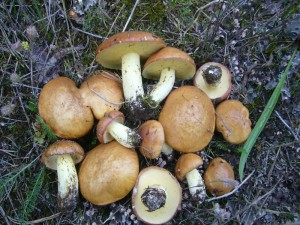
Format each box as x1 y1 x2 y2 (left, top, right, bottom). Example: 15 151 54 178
239 48 298 181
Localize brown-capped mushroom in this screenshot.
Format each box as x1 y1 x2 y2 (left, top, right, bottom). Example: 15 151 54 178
159 86 215 153
175 153 206 202
215 99 252 144
142 47 196 104
38 77 94 139
204 157 237 196
79 141 139 206
194 62 232 103
132 166 182 225
41 140 85 211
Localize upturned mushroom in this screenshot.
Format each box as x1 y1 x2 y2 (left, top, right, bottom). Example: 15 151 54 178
215 99 252 144
41 140 85 211
175 153 206 203
96 31 166 120
142 47 196 105
159 86 215 153
194 62 232 103
79 141 139 206
132 166 182 225
204 157 237 196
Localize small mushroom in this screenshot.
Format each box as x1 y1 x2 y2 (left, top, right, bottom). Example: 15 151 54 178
159 86 215 153
204 157 237 196
215 99 252 144
142 47 196 105
79 141 139 206
41 140 85 211
175 153 206 203
194 62 232 103
38 76 94 139
132 166 182 225
96 111 141 148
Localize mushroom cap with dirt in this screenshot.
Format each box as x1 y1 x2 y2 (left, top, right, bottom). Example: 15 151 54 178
204 157 237 196
175 153 206 202
194 62 232 103
142 46 196 104
159 85 215 153
79 141 139 206
38 76 94 139
215 99 252 144
132 166 182 225
41 140 85 211
79 70 124 120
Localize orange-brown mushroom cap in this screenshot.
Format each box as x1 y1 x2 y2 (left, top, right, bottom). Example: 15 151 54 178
215 99 252 144
175 153 203 181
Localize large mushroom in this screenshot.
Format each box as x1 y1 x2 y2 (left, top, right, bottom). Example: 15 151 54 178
194 62 232 103
132 166 182 225
142 47 196 105
159 86 215 153
41 140 85 211
79 141 139 206
96 31 166 120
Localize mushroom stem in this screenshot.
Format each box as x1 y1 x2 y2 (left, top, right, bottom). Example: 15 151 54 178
108 120 140 148
202 65 222 87
122 52 145 101
56 154 78 211
186 169 206 202
149 68 175 104
141 185 167 212
161 143 173 160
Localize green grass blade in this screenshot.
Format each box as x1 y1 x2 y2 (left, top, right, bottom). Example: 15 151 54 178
36 115 58 143
239 49 297 181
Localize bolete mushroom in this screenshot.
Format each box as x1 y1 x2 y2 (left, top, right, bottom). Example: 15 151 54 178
38 77 94 139
41 140 85 211
175 153 206 203
142 47 196 105
79 141 139 206
215 99 252 144
79 70 124 119
194 62 232 103
96 31 165 119
96 111 141 148
132 166 182 225
159 86 215 153
204 157 237 196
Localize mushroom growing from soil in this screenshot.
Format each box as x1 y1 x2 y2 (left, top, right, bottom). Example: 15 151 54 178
194 62 232 103
79 70 124 119
38 76 94 139
159 86 215 153
204 157 237 196
215 99 252 144
132 166 182 225
175 153 206 203
96 31 166 120
142 46 196 105
41 140 85 211
79 141 139 206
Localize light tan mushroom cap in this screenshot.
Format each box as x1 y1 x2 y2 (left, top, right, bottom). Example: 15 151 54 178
194 62 232 103
79 141 139 206
175 153 203 181
138 120 165 159
79 70 124 119
216 99 252 144
142 47 196 80
132 166 182 225
159 86 215 153
41 140 85 170
204 157 235 196
96 31 166 69
38 77 94 139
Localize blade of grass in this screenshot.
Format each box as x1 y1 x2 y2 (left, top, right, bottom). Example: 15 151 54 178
239 48 298 181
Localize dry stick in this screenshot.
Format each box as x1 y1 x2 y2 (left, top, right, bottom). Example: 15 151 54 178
122 0 140 32
8 212 61 224
275 110 299 141
205 170 255 202
107 4 125 38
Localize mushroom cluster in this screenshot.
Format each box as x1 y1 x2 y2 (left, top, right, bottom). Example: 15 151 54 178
38 30 252 223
